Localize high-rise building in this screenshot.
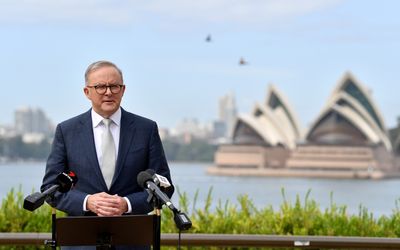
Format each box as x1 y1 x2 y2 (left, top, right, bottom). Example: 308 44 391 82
14 107 54 136
217 92 237 138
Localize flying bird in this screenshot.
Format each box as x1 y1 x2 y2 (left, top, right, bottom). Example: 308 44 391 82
205 34 212 42
239 57 248 65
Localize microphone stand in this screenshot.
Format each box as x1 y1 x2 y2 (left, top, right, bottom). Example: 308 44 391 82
43 192 58 250
44 206 57 250
145 189 192 250
24 171 77 249
147 191 161 250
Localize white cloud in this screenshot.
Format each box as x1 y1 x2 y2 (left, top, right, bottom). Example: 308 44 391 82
143 0 343 24
0 0 133 24
0 0 343 26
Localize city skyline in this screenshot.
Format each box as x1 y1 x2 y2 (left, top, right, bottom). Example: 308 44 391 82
1 1 400 129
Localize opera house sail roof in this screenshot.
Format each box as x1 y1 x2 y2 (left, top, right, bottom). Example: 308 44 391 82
305 72 391 150
211 72 399 179
232 85 302 149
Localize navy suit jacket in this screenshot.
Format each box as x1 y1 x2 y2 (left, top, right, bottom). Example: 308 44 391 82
41 108 173 216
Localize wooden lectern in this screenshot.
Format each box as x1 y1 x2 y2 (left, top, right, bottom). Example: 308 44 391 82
56 214 159 249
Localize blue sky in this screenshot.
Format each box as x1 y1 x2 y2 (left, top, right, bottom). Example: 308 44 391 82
1 0 400 130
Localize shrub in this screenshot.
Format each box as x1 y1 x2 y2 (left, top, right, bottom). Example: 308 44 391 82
3 187 400 249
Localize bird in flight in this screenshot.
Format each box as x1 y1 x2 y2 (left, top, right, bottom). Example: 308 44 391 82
239 57 248 65
205 34 212 42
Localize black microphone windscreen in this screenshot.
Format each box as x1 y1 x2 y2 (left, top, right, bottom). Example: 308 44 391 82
137 171 153 188
57 171 78 193
67 171 78 184
145 169 156 176
23 192 46 211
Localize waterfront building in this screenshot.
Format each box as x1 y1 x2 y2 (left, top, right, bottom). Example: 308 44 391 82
0 125 16 138
170 117 212 143
14 107 54 136
210 72 400 179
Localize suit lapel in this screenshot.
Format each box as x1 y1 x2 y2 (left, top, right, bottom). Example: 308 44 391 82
112 109 137 187
78 110 108 189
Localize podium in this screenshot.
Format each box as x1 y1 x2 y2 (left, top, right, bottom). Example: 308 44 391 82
56 214 159 249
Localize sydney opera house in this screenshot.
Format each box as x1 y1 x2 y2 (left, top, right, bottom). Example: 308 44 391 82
209 72 400 179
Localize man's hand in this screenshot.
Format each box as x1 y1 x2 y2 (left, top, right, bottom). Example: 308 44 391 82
87 192 128 216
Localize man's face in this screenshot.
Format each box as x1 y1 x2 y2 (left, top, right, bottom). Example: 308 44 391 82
84 66 125 118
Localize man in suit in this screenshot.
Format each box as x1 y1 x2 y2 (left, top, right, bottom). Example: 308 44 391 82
41 60 173 218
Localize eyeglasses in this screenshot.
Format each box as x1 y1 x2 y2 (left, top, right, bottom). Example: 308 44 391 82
87 84 124 95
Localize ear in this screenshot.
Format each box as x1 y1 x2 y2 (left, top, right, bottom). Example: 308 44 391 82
120 85 126 96
83 87 91 99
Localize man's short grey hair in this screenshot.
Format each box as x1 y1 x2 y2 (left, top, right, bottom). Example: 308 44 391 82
84 60 124 85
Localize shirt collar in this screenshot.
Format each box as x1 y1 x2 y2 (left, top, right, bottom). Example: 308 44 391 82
91 108 121 128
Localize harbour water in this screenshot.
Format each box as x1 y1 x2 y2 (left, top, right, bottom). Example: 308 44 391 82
1 161 400 217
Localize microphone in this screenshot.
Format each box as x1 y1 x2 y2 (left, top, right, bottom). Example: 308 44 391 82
137 169 192 230
137 170 178 213
146 169 172 188
23 171 78 211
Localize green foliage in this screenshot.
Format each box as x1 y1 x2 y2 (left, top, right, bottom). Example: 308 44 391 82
0 135 216 162
0 187 65 250
0 187 64 233
162 138 217 162
3 187 400 249
161 187 400 238
0 136 51 160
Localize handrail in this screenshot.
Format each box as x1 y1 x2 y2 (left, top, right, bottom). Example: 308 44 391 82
163 234 400 249
0 233 49 245
1 233 400 249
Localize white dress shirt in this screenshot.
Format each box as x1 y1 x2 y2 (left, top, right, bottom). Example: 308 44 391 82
83 108 132 213
92 108 121 165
